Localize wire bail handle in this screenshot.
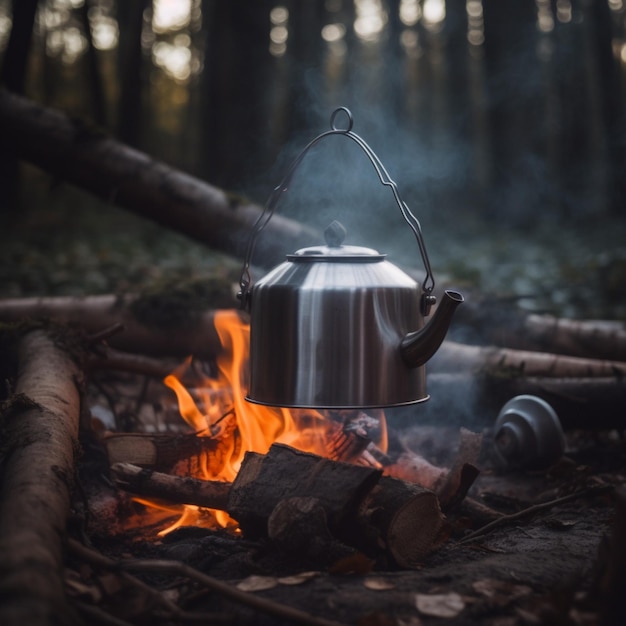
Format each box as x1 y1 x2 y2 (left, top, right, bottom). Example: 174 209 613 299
238 107 437 315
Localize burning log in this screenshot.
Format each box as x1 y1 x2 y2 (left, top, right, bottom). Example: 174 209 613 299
0 89 320 267
111 444 446 568
0 330 83 626
228 444 445 568
104 432 223 474
110 462 230 510
227 444 382 540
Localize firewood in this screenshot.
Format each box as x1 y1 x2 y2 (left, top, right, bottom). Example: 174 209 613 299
227 444 444 568
0 330 83 626
227 444 382 539
104 432 222 474
431 340 626 377
110 462 231 511
356 476 444 568
0 89 320 268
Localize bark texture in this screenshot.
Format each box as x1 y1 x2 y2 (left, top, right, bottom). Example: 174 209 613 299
0 330 83 626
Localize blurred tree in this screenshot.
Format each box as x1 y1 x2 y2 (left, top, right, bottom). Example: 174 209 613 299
117 0 150 145
0 0 39 212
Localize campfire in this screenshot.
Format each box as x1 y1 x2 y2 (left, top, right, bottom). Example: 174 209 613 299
102 308 464 568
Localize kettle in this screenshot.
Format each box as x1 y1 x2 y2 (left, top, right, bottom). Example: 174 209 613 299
238 107 463 409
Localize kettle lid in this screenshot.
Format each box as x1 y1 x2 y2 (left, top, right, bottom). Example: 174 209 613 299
287 220 386 262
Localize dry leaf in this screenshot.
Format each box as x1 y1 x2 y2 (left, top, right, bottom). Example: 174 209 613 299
363 577 396 591
277 571 320 585
472 578 532 604
236 575 278 592
415 592 465 618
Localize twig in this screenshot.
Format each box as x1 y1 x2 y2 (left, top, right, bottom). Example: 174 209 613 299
457 485 613 545
67 539 182 617
120 558 349 626
87 322 125 346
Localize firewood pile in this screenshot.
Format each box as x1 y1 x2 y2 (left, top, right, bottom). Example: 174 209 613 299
0 288 624 626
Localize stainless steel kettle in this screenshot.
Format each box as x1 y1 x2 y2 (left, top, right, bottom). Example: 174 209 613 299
238 107 463 409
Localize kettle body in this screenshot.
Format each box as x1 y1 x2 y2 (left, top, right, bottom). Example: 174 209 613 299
247 252 428 408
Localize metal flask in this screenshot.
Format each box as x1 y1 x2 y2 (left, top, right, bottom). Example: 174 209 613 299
238 107 463 409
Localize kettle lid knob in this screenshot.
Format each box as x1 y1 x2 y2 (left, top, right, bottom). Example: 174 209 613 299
324 221 347 248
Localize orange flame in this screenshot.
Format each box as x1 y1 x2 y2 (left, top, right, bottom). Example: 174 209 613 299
153 309 386 534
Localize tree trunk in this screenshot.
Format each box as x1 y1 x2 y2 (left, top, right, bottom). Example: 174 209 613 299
0 89 320 268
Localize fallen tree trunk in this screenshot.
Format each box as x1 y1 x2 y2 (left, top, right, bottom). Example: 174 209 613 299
431 340 626 378
0 88 319 268
0 330 83 626
0 294 238 360
454 296 626 361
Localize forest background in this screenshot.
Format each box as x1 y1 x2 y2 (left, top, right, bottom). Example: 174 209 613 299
1 0 625 320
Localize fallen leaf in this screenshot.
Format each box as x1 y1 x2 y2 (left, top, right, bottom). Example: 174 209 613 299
236 575 278 592
472 578 532 605
277 571 320 585
415 592 465 618
363 577 396 591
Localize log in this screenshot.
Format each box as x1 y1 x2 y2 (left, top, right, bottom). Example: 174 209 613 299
227 444 382 540
455 296 626 361
104 432 223 475
2 294 624 373
430 340 626 378
0 330 83 626
356 476 444 568
110 462 231 511
227 444 444 568
0 88 320 268
0 294 239 360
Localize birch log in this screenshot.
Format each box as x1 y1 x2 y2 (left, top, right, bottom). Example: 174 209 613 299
0 330 83 626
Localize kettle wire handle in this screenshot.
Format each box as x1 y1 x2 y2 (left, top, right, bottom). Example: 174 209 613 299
238 107 436 312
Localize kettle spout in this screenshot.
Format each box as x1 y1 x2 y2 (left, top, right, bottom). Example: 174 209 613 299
401 290 464 368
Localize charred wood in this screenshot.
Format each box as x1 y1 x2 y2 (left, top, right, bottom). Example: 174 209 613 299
110 462 231 511
228 444 382 540
227 444 444 568
356 476 444 568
